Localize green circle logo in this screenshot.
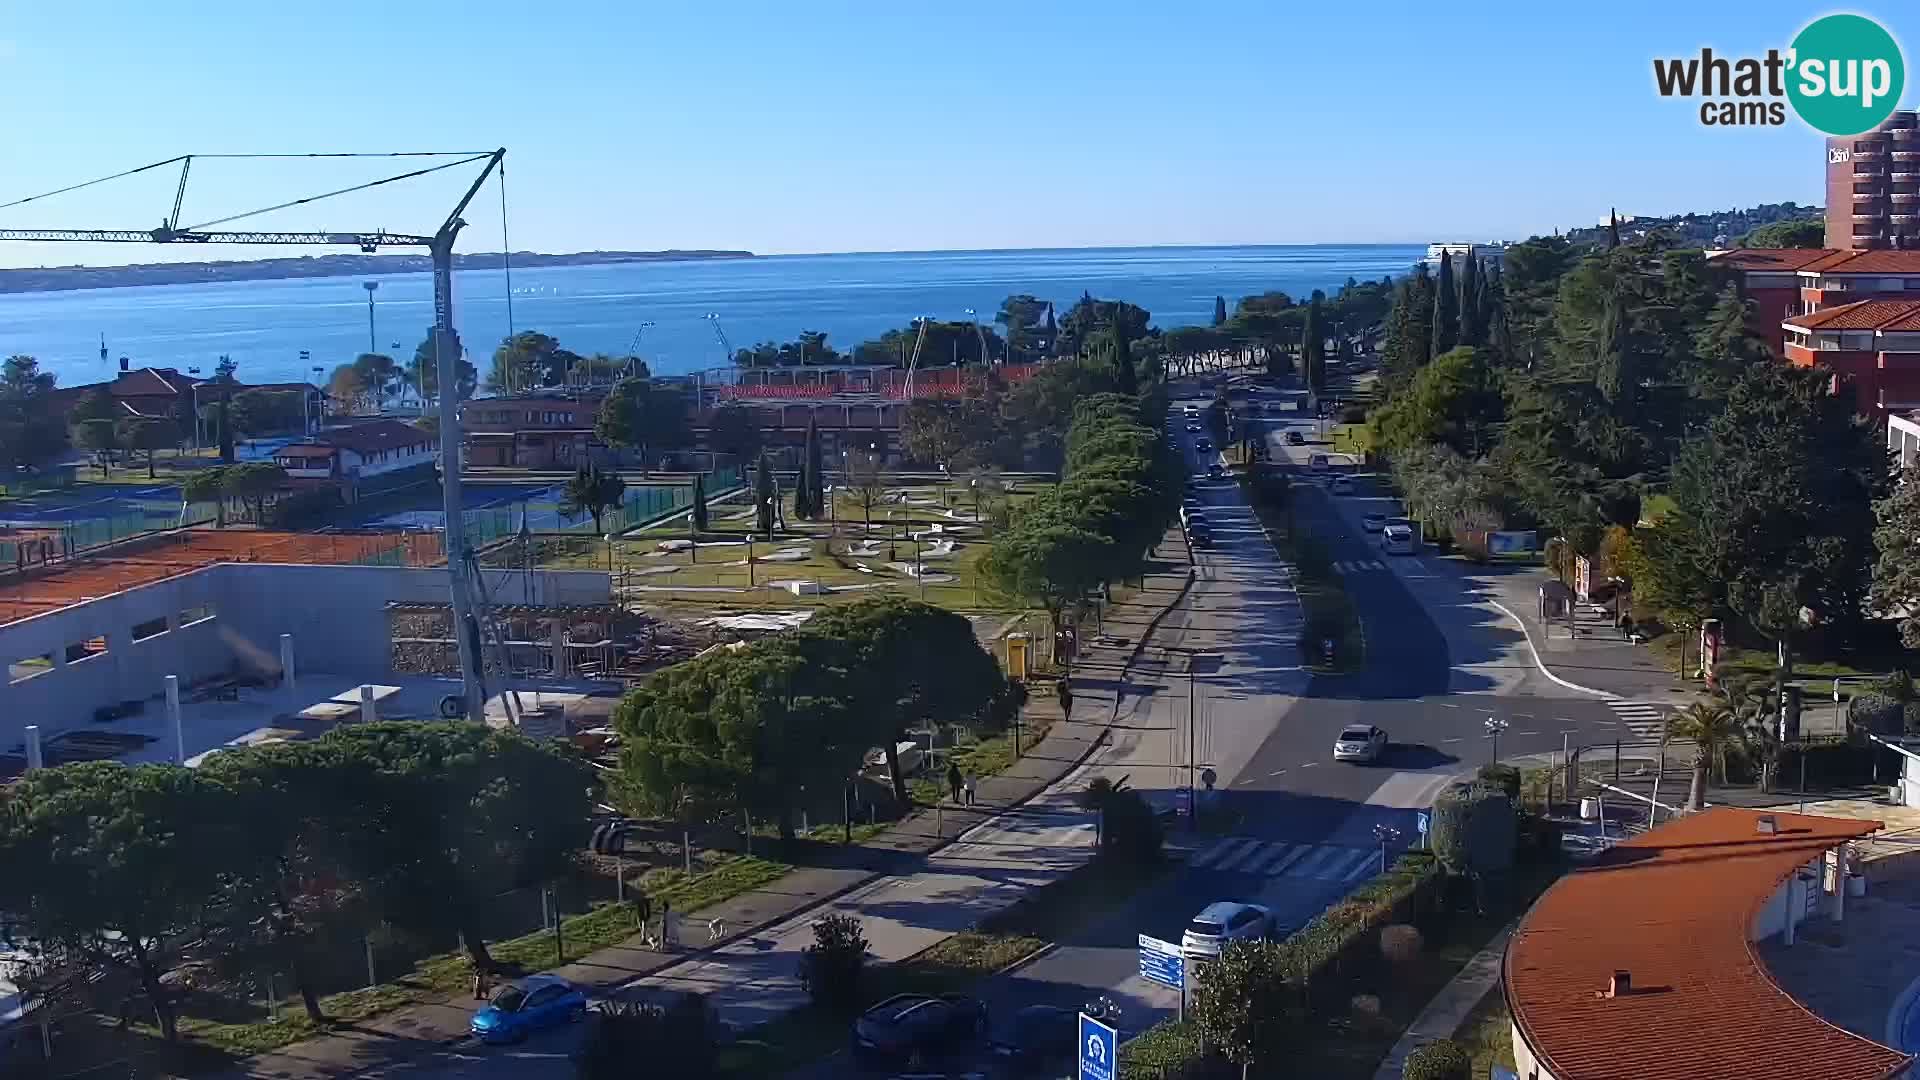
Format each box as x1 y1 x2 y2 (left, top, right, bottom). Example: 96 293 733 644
1787 14 1905 135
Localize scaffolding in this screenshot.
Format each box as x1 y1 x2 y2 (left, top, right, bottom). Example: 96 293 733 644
387 601 615 681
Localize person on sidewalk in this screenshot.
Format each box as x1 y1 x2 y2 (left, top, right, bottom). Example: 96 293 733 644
946 761 963 803
963 773 978 806
1056 679 1074 722
660 899 677 951
634 892 654 944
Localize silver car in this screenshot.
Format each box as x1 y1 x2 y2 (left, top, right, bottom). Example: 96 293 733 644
1181 901 1274 961
1332 724 1388 764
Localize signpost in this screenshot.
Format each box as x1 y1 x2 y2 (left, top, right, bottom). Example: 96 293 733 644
1416 811 1430 849
1078 1011 1118 1080
1138 934 1187 1020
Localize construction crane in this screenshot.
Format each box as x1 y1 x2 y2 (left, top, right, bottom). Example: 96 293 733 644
0 149 508 724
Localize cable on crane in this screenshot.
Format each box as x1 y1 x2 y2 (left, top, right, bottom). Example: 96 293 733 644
0 157 190 212
183 153 493 232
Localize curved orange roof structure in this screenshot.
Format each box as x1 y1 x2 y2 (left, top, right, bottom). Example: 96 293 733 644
1506 807 1913 1080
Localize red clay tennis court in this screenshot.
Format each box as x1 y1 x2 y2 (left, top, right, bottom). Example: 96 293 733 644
0 529 447 626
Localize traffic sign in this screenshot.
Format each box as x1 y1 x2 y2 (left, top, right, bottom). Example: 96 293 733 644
1078 1011 1118 1080
1137 934 1185 991
1416 811 1430 835
1174 787 1194 817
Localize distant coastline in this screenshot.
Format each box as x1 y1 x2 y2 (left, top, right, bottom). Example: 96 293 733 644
0 249 755 295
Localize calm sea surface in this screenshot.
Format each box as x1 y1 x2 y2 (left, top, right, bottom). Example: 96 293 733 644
0 244 1424 387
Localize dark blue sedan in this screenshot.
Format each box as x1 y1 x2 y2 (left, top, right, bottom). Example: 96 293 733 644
469 975 588 1044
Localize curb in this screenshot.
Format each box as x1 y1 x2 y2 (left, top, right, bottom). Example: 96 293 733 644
1486 598 1616 701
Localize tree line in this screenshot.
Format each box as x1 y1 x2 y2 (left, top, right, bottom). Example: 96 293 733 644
0 723 590 1040
1369 228 1917 677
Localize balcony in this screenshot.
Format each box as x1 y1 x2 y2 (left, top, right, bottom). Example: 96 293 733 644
1896 171 1920 182
1895 191 1920 203
1893 124 1920 138
1896 151 1920 161
1855 207 1890 219
1855 190 1886 201
1854 149 1884 161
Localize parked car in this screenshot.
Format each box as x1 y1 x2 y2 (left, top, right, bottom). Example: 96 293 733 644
987 1004 1076 1074
851 993 988 1070
1285 431 1304 446
1181 509 1208 528
1332 724 1388 764
1308 453 1328 472
469 975 588 1044
1362 513 1386 533
1189 527 1213 549
1181 901 1274 961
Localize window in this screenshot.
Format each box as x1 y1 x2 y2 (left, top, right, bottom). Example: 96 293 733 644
131 615 169 642
64 636 107 664
1842 331 1875 350
180 603 215 627
9 652 54 683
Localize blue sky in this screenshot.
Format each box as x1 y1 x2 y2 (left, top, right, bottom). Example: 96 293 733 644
0 1 1910 265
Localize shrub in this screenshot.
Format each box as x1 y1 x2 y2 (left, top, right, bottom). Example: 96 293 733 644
1293 535 1334 582
798 914 867 1012
1476 763 1521 801
1403 1038 1472 1080
1430 782 1516 878
1340 405 1368 424
1378 923 1424 966
1846 691 1920 736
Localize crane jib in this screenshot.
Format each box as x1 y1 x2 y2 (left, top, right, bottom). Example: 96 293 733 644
0 228 435 247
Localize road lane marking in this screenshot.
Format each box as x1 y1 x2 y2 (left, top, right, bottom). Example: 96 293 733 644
1442 737 1462 743
1439 703 1460 709
1515 730 1538 736
1298 761 1318 767
1268 769 1288 776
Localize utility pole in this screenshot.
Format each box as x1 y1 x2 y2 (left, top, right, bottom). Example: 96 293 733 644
363 281 379 354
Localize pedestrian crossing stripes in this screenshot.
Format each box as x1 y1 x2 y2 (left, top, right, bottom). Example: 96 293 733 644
1333 559 1388 575
1605 698 1668 741
1188 836 1381 884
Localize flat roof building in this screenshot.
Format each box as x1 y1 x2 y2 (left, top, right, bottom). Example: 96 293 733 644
1827 109 1920 251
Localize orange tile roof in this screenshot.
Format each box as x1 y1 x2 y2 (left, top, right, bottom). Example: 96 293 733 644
1808 250 1920 275
1506 808 1909 1080
1710 248 1841 272
1785 299 1920 330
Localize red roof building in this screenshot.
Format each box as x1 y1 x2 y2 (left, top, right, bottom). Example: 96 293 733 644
1781 299 1920 419
1506 808 1910 1080
1712 248 1920 370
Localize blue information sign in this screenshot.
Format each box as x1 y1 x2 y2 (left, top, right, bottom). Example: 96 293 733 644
1137 934 1185 991
1078 1011 1117 1080
1416 811 1430 835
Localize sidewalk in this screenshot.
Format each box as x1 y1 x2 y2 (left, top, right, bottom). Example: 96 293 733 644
1473 566 1696 708
223 537 1197 1080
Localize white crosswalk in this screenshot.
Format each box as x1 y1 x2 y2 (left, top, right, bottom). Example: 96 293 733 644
1605 698 1669 741
1333 559 1388 575
1187 836 1381 884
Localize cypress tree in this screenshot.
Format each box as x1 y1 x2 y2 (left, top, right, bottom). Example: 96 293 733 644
1303 294 1326 394
1212 295 1228 326
1608 208 1621 250
1458 254 1482 347
691 473 710 532
1111 314 1137 395
753 452 776 538
1593 290 1633 409
1485 265 1512 367
802 415 825 519
1431 250 1459 358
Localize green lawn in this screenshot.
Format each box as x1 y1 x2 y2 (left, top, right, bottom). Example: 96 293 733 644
905 718 1053 806
1647 633 1910 682
1242 488 1365 673
1330 422 1374 457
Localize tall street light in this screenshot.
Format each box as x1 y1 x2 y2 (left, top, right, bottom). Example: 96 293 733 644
1485 716 1510 765
363 281 380 355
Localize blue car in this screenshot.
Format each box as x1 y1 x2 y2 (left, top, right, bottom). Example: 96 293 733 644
469 975 588 1044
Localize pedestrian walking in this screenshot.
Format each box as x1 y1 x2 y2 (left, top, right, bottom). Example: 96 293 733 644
947 761 963 803
963 773 977 806
1056 679 1074 722
661 899 678 951
634 892 654 940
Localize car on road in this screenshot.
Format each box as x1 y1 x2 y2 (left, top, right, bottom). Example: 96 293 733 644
852 993 989 1070
1381 522 1417 555
1180 508 1207 528
1328 476 1353 495
469 975 588 1044
987 1004 1076 1074
1207 463 1224 479
1185 421 1201 432
1181 901 1274 961
1308 453 1328 472
1361 512 1387 533
1285 430 1304 446
1195 438 1213 453
1332 724 1389 764
1188 526 1213 548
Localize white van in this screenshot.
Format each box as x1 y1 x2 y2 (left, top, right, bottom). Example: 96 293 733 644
1381 524 1416 555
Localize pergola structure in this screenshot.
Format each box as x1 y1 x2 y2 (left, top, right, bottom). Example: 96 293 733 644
387 601 615 681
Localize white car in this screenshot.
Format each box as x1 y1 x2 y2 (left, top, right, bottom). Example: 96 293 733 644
1332 724 1388 763
1181 901 1274 961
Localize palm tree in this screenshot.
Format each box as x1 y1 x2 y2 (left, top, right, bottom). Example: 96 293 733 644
1671 701 1742 810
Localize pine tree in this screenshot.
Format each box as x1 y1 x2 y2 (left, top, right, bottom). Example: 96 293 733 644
1111 314 1137 395
1431 250 1459 358
1212 295 1228 326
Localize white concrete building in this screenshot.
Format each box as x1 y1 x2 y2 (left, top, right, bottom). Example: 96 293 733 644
274 419 437 498
1892 411 1920 473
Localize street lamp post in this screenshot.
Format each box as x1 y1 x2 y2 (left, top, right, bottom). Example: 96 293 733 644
1372 823 1402 874
1485 716 1510 764
363 282 379 355
312 365 325 428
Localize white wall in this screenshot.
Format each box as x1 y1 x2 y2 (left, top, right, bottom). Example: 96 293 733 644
1892 413 1920 472
0 561 608 751
1512 1019 1556 1080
